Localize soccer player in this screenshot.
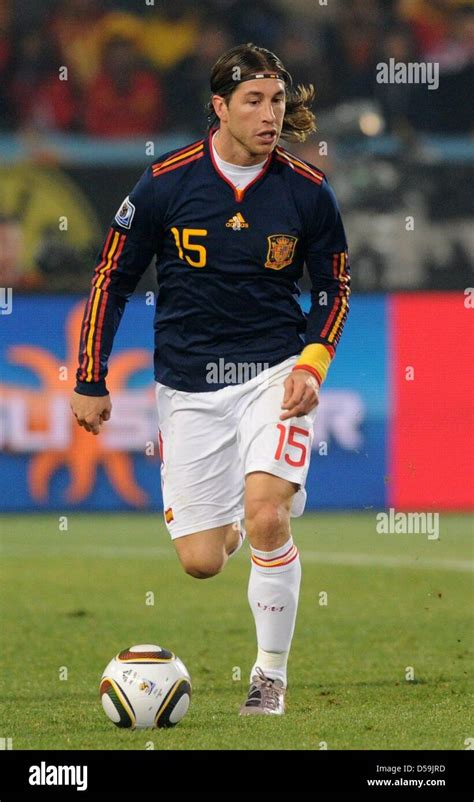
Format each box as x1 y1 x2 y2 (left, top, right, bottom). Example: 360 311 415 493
70 44 350 715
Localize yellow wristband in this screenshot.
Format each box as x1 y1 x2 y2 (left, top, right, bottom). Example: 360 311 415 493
294 343 333 384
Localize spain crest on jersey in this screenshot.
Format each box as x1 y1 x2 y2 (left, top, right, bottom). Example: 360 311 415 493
265 235 298 270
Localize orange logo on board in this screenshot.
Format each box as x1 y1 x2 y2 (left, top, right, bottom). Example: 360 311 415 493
265 235 298 270
2 303 153 506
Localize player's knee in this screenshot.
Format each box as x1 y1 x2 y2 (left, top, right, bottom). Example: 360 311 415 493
181 554 225 579
245 502 288 547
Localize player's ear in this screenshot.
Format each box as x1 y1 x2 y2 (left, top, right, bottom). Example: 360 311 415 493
212 94 228 124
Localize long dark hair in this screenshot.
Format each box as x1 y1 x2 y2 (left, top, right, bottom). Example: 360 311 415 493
207 43 316 143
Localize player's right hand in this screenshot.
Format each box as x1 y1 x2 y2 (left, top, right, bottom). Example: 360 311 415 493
70 391 112 436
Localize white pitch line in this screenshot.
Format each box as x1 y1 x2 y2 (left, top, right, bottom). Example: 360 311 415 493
1 545 473 572
301 551 474 573
0 545 171 559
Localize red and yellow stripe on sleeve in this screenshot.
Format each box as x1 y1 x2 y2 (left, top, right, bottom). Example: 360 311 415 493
321 251 350 346
78 229 126 383
293 250 350 385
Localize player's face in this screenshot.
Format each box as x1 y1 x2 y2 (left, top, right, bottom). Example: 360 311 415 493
217 78 286 162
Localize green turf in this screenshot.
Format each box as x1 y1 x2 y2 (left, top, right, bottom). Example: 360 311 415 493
0 512 472 750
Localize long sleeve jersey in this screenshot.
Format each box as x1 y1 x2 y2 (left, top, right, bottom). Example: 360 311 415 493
75 131 350 395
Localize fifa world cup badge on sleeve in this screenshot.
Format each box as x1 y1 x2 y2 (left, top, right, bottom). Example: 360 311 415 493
115 195 136 230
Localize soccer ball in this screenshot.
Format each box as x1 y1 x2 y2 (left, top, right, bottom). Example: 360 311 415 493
100 644 191 729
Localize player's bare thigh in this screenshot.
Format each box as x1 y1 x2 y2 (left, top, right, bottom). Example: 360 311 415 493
245 471 298 551
173 523 239 579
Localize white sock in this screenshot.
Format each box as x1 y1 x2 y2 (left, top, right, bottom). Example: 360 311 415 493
248 536 301 687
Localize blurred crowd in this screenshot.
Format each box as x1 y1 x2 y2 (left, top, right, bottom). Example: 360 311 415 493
1 0 472 294
0 0 473 138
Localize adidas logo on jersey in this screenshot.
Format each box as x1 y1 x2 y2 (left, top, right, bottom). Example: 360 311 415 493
225 213 249 230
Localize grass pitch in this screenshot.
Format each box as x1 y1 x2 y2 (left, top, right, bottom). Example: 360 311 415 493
0 512 472 750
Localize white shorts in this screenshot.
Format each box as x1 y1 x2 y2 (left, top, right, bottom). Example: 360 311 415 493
155 356 317 539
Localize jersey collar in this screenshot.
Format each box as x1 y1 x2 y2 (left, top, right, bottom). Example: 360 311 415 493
207 129 273 203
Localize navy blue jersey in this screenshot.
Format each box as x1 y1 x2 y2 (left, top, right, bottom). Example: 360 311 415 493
75 132 350 395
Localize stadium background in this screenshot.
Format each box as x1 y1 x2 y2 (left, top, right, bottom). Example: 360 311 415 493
0 0 473 762
0 0 473 514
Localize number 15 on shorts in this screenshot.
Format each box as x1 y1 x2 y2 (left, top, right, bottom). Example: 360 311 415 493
274 424 310 467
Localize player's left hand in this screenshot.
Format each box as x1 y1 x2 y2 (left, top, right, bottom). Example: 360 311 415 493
280 370 319 421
